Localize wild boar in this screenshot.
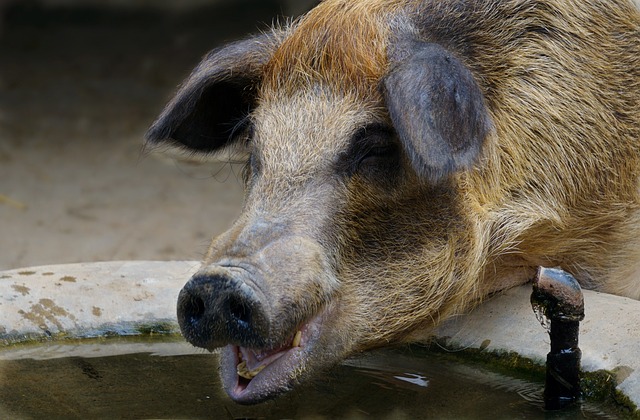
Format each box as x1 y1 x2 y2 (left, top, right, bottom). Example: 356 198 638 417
145 0 640 405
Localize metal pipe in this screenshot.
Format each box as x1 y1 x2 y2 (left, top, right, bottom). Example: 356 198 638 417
530 267 585 410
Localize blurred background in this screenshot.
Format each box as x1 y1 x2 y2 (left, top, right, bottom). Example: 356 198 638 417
2 0 639 271
0 0 317 270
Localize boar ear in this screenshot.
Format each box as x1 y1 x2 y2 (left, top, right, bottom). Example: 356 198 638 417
383 42 492 183
145 34 277 153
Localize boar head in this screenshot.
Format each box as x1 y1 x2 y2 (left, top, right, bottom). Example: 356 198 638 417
146 11 491 404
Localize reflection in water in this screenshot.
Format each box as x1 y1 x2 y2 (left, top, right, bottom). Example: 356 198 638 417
392 373 430 388
0 341 624 419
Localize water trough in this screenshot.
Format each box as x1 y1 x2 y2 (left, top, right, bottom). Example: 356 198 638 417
1 261 638 415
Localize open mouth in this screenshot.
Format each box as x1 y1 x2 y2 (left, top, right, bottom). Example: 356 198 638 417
236 330 302 380
219 311 327 404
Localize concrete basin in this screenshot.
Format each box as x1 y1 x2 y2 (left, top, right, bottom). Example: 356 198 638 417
1 261 638 412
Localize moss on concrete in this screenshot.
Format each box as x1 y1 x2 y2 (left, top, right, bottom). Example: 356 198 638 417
415 340 639 417
0 321 181 348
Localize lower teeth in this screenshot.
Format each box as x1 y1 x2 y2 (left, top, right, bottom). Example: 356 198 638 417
236 360 265 379
236 331 302 379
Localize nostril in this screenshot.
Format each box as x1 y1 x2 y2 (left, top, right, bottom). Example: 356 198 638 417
228 295 252 328
183 293 206 324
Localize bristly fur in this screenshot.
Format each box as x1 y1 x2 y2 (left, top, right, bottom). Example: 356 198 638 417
261 0 640 303
262 0 410 98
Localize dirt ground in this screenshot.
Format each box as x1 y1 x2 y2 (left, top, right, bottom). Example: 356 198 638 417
0 1 310 270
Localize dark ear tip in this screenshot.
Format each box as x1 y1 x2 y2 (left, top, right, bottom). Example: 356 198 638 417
143 127 158 144
142 33 279 154
144 122 167 144
145 106 184 145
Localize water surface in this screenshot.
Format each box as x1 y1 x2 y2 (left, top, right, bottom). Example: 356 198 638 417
0 339 623 419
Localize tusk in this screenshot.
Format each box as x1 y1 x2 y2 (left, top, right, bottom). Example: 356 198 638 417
292 330 302 347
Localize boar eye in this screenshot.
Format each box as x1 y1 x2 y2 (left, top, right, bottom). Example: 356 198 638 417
359 143 399 168
338 124 400 177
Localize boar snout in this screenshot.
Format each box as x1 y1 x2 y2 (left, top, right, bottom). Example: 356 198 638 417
176 234 343 403
177 268 270 350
